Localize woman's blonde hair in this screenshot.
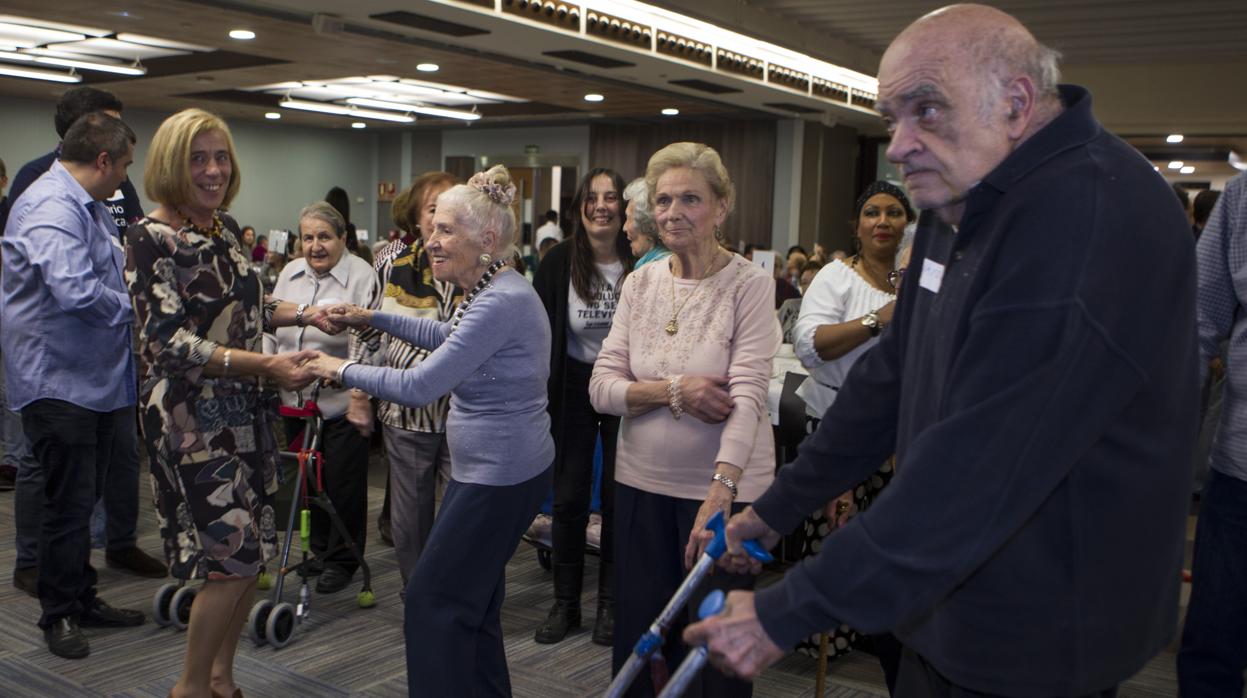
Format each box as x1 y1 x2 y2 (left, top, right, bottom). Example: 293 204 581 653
145 108 240 210
644 142 735 217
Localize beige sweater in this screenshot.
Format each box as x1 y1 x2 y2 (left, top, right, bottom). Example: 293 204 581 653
590 254 780 502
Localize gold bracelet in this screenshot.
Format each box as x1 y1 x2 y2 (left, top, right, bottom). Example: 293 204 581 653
223 349 232 376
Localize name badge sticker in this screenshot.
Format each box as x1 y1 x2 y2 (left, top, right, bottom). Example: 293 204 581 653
920 258 945 294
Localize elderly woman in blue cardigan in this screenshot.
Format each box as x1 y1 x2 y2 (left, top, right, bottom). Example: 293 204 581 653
304 165 553 697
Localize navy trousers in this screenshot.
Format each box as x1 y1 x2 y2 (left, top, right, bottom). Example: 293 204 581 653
403 466 551 697
612 483 756 698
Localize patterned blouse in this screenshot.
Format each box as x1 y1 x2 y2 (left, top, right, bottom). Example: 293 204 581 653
363 238 462 433
125 212 281 495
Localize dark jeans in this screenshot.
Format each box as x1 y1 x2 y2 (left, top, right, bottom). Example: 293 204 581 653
22 399 128 628
895 647 1118 698
612 483 756 698
14 406 139 569
1178 468 1247 694
286 415 369 574
404 466 551 697
552 357 619 566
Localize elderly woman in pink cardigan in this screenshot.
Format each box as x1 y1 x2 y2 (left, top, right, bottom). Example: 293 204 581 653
590 142 780 698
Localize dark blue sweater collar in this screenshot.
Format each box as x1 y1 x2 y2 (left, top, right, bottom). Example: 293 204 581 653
981 85 1100 193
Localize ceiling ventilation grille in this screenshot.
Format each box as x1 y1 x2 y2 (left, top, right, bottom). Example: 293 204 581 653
585 10 650 49
501 0 580 32
716 49 764 79
655 30 711 66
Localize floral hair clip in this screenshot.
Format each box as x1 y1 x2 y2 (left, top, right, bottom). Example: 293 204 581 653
468 171 517 207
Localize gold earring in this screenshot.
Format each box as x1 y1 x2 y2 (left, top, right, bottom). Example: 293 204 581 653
479 253 492 266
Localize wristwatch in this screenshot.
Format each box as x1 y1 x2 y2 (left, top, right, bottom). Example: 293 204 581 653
295 303 309 327
861 310 882 337
712 473 738 500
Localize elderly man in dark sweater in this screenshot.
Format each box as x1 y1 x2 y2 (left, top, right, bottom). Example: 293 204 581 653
687 5 1198 696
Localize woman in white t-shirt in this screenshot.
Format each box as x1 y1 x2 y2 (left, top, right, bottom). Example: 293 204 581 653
790 180 913 685
531 168 634 646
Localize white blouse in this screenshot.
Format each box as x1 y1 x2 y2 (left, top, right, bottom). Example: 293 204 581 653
792 259 895 417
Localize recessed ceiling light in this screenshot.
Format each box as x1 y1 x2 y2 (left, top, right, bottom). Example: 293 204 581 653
584 93 604 102
351 121 366 129
264 112 281 120
1166 134 1184 144
228 29 255 40
416 63 439 72
1180 166 1195 174
1168 161 1184 169
661 107 679 116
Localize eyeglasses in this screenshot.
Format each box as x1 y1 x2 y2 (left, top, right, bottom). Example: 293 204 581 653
887 268 905 289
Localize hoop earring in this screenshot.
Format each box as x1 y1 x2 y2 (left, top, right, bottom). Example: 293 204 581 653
478 253 493 266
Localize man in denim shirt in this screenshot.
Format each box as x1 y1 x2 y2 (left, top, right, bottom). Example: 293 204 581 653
1 112 147 659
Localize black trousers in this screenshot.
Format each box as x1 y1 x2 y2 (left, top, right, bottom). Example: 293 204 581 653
286 415 370 574
22 399 126 629
404 466 552 697
612 483 756 698
551 357 619 565
894 647 1118 698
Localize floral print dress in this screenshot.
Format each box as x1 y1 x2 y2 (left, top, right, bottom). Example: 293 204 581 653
125 212 280 580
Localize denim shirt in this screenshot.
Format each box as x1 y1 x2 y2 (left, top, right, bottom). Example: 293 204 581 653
0 160 136 412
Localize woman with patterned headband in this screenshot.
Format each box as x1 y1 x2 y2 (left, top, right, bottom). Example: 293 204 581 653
304 165 554 696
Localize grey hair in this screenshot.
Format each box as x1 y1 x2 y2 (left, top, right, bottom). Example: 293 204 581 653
623 177 660 241
298 201 347 238
974 36 1063 121
436 182 518 258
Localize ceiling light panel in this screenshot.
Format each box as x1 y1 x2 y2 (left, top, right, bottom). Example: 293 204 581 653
0 62 81 82
279 98 414 122
0 15 108 37
0 21 85 47
50 37 186 60
115 33 212 52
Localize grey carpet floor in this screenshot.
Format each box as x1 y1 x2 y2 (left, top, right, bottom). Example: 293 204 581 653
0 445 1192 696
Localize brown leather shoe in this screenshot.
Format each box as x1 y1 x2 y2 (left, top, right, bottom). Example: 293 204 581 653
105 546 167 578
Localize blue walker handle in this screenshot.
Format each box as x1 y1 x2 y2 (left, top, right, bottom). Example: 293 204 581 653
698 589 726 620
704 511 774 563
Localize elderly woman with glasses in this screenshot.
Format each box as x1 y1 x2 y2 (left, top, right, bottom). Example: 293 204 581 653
788 180 914 687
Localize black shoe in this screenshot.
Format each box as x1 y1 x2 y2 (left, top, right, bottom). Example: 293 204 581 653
13 567 37 598
315 566 353 594
592 560 614 646
534 562 583 644
105 546 168 578
378 518 394 547
44 618 89 659
0 464 15 491
592 603 614 646
79 598 145 627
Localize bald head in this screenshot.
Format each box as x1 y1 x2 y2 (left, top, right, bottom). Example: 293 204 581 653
876 4 1064 224
888 4 1061 111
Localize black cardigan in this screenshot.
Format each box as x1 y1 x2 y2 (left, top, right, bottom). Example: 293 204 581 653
533 238 575 427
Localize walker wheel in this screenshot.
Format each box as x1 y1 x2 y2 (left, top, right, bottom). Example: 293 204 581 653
257 570 274 591
152 583 178 627
266 602 298 649
247 599 274 646
536 547 552 571
170 585 197 631
357 589 376 608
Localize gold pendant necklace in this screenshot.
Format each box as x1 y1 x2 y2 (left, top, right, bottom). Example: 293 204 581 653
667 251 720 336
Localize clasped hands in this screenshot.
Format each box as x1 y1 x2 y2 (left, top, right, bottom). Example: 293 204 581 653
269 303 373 388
